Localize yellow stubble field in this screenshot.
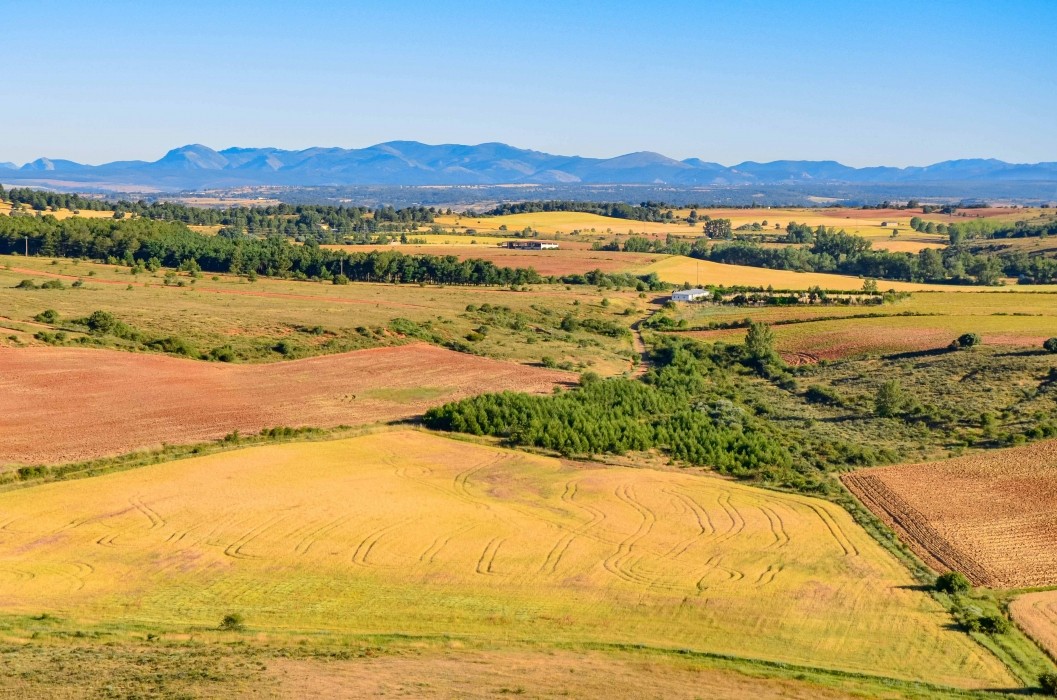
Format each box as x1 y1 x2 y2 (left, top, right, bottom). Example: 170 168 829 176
0 429 1013 688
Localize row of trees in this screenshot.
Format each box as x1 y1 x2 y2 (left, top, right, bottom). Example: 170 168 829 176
483 200 678 222
0 187 436 240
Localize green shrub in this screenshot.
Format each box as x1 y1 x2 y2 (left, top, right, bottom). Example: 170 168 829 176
210 345 236 362
34 309 59 324
1044 337 1057 353
218 613 245 631
952 332 982 349
85 310 117 334
935 571 971 594
1039 672 1057 696
15 279 37 289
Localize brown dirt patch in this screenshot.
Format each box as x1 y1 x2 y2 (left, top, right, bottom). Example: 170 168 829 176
0 344 572 466
842 439 1057 587
332 246 658 276
258 649 863 700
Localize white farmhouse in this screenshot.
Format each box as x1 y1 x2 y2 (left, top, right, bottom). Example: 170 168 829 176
671 288 710 302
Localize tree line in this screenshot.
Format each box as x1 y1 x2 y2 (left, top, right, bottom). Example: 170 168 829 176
0 214 669 288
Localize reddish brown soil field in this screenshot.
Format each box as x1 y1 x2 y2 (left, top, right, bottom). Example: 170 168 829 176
842 440 1057 587
334 245 660 276
0 344 572 466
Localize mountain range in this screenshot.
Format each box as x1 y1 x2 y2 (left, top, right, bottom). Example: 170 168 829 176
3 142 1057 192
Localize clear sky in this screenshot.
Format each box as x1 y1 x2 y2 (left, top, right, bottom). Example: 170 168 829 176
3 0 1055 167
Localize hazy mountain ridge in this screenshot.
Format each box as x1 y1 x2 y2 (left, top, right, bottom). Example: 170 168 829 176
4 142 1057 191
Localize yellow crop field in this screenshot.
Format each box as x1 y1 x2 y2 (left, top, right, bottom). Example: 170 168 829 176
0 430 1012 688
436 211 702 236
640 256 959 291
640 255 1057 292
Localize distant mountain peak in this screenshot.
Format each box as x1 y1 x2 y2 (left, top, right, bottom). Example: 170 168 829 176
3 142 1056 191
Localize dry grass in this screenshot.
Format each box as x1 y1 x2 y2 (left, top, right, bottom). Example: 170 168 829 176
0 254 642 374
843 439 1057 588
0 430 1014 687
1010 591 1057 661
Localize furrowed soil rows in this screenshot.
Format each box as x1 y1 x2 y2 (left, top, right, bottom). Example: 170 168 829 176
0 430 1013 688
0 344 571 465
843 439 1057 588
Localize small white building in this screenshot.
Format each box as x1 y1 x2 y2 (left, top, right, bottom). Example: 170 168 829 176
499 240 559 250
671 288 710 303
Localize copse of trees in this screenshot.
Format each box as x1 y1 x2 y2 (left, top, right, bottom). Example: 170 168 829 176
483 200 677 222
424 337 793 479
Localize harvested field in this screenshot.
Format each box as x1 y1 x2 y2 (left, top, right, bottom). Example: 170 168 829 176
1011 591 1057 661
0 344 571 465
0 430 1012 687
435 211 702 236
682 315 1050 362
640 256 1007 292
843 439 1057 588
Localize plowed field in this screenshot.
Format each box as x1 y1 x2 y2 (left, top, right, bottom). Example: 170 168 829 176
0 430 1012 687
0 345 571 465
843 439 1057 588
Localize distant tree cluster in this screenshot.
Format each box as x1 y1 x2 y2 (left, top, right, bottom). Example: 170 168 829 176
483 200 677 222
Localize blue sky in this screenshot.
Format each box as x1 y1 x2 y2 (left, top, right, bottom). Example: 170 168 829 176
3 0 1055 166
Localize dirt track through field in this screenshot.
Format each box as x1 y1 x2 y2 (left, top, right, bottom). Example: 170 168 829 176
843 439 1057 587
0 344 571 465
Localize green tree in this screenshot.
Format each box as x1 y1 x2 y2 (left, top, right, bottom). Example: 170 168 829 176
935 571 971 594
744 322 777 367
874 380 905 418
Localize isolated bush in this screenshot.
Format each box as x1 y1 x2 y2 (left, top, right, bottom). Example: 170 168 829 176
218 613 245 631
541 356 557 368
952 332 982 349
1039 671 1057 696
40 279 64 290
935 571 971 594
1044 337 1057 353
15 279 37 289
209 345 236 362
85 310 117 334
34 309 59 324
804 384 842 406
976 614 1010 635
874 380 905 418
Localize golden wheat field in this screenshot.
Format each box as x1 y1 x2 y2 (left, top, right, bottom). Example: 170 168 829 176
639 256 1000 291
1010 591 1057 661
435 212 703 236
0 430 1013 687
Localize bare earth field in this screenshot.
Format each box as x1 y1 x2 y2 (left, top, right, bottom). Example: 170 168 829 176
324 243 661 276
843 439 1057 588
1011 591 1057 661
0 430 1013 688
0 344 571 466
